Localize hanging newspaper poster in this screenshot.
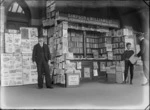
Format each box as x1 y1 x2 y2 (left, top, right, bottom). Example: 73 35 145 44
22 68 31 84
9 76 16 86
20 27 29 39
84 67 91 78
14 34 21 45
14 34 21 53
1 68 10 86
29 28 38 40
30 71 38 84
14 54 22 70
22 53 31 67
22 53 31 84
1 53 12 71
21 39 31 53
30 40 38 51
1 77 10 86
93 62 98 69
5 33 14 53
76 62 82 69
93 69 98 76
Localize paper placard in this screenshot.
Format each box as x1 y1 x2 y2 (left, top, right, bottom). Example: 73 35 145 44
108 52 113 60
93 69 98 76
62 29 68 37
100 62 106 71
21 40 31 53
77 62 82 69
84 67 91 78
106 44 112 51
5 33 14 53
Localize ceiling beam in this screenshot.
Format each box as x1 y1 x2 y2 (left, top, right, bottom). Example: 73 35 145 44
55 0 146 8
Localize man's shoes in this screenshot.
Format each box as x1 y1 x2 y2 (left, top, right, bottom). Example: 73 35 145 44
141 81 149 86
47 86 54 89
122 81 126 84
130 82 133 85
37 87 43 89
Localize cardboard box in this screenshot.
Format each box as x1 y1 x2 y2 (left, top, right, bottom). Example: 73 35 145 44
107 74 116 83
65 73 80 87
116 72 124 83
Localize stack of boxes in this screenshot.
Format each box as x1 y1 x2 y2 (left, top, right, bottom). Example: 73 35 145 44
52 21 81 85
46 0 55 19
1 27 38 86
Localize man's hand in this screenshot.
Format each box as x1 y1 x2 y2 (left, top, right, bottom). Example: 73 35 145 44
48 60 51 66
33 62 36 65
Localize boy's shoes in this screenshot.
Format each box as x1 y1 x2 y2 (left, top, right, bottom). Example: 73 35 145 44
141 81 149 86
47 86 54 89
37 87 43 89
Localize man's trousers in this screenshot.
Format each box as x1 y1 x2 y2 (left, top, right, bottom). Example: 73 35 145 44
36 61 51 88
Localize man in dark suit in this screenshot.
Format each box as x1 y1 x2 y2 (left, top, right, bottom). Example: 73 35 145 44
32 36 53 89
136 33 149 86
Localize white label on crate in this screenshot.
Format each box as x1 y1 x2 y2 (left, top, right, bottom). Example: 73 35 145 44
68 75 79 86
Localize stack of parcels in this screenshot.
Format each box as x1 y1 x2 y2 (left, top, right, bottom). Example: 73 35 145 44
106 62 116 83
52 21 82 85
116 61 125 83
1 27 38 86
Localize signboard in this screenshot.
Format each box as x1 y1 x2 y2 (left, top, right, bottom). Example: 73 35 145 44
56 12 120 28
66 74 80 87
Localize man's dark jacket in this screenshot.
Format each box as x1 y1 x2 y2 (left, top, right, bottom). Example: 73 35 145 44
32 43 51 63
137 39 149 61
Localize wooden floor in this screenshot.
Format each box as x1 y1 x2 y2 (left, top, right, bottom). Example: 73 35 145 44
0 65 149 109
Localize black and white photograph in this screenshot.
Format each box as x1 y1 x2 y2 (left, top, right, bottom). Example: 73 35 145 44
0 0 149 109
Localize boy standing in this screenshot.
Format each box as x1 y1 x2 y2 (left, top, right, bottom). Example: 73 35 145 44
122 43 134 84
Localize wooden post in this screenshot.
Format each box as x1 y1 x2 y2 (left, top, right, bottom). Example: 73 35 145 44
83 31 86 58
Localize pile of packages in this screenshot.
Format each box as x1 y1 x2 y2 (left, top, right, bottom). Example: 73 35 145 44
1 27 38 86
51 21 81 84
